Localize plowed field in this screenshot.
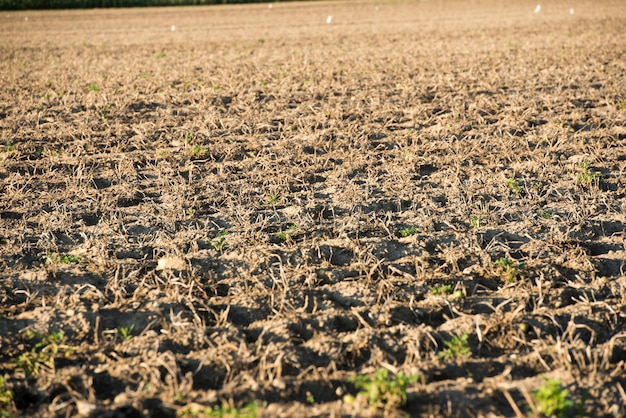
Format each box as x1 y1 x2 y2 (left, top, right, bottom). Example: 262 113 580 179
1 0 626 416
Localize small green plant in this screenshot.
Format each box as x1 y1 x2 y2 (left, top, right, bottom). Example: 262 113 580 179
208 402 259 418
189 144 209 158
46 252 81 265
275 224 297 242
506 178 524 194
494 257 524 282
531 378 574 418
0 376 13 417
348 369 418 410
538 208 554 219
576 162 602 187
117 325 135 341
438 333 470 361
469 215 481 228
177 401 259 418
156 51 165 59
2 142 16 155
306 391 315 404
400 149 415 161
531 181 545 193
15 331 75 376
211 230 229 252
398 225 417 238
88 83 99 92
264 194 281 205
429 284 453 296
185 208 196 219
617 99 626 111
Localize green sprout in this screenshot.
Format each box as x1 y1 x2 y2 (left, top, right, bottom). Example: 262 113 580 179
46 252 81 265
275 224 297 242
208 402 259 418
538 208 554 220
429 284 453 296
176 401 260 417
88 83 99 92
264 194 281 205
469 215 481 228
494 257 524 282
348 369 418 410
531 378 574 418
189 144 209 159
438 333 470 361
211 230 229 252
14 331 75 376
117 325 135 341
0 376 13 417
576 162 602 188
398 225 417 238
2 142 16 155
506 178 524 195
617 99 626 111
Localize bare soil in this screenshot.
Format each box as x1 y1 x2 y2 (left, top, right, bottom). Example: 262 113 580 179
1 0 626 416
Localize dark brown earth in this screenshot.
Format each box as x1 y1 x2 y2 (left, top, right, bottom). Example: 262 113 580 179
1 0 626 416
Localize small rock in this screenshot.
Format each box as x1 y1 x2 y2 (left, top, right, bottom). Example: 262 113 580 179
272 378 286 390
76 400 97 417
157 256 186 271
113 393 129 406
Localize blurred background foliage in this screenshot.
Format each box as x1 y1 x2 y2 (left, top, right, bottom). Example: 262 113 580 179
1 0 284 10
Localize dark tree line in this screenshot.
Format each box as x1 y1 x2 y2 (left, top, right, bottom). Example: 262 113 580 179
1 0 281 10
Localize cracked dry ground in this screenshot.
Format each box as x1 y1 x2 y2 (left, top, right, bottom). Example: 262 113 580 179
1 0 626 416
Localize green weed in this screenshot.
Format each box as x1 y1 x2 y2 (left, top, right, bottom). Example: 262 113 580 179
189 144 209 159
88 83 99 92
429 284 453 296
576 162 602 187
348 369 418 410
0 376 13 418
211 230 229 252
177 401 259 418
494 257 524 282
275 224 297 242
438 333 470 361
531 378 574 418
2 142 16 155
398 225 417 238
15 331 75 376
506 178 524 194
46 252 81 265
264 194 281 205
117 325 135 341
617 99 626 111
469 215 481 228
538 209 554 220
185 208 196 219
